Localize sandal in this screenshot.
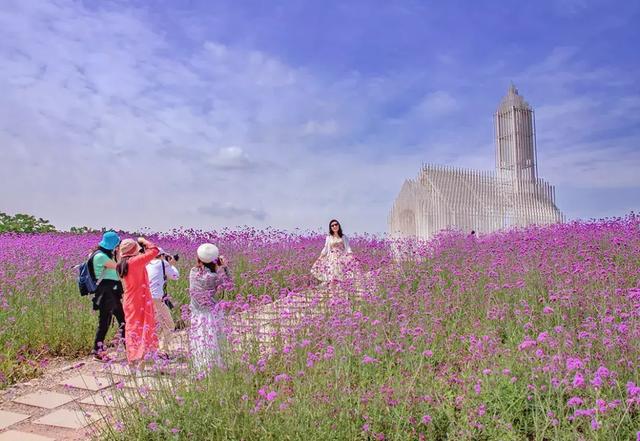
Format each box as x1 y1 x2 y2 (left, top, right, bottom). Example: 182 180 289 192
93 351 112 363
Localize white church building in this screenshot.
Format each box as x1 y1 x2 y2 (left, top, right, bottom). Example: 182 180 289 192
389 85 564 239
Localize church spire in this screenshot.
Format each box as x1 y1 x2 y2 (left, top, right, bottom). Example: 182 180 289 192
494 84 538 182
498 82 530 111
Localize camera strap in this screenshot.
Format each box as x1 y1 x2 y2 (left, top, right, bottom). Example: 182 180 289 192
161 259 168 295
159 259 174 310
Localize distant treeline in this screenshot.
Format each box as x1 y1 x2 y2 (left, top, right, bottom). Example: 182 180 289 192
0 212 100 234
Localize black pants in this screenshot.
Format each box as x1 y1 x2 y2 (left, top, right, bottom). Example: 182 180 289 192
93 280 125 353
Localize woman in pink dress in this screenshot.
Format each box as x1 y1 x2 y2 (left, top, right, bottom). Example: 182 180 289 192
311 219 360 284
116 237 159 363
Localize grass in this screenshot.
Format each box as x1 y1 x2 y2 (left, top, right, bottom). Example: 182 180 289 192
1 222 639 439
0 248 318 388
0 271 96 385
99 219 640 440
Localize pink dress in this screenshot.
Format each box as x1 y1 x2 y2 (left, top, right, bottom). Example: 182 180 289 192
122 248 159 362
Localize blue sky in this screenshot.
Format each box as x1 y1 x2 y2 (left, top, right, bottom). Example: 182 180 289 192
1 0 638 233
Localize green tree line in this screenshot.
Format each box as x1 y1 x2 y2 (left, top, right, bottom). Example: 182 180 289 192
0 212 101 233
0 212 56 233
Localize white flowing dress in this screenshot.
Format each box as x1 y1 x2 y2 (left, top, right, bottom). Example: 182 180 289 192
311 235 360 283
188 266 229 372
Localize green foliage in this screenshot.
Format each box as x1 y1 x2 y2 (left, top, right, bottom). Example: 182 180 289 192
0 271 97 386
0 250 304 388
69 226 98 234
0 212 56 233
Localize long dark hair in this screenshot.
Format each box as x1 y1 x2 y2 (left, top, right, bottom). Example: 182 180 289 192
93 246 114 259
198 258 218 273
116 257 131 278
328 219 343 238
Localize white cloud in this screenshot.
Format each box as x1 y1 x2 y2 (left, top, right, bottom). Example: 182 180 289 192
0 0 423 233
302 120 339 136
551 0 590 16
0 2 637 233
414 90 458 119
208 147 255 170
498 45 640 196
542 142 640 189
198 202 267 221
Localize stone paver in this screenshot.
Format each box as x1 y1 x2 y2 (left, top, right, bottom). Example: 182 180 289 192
0 284 360 440
79 389 138 408
0 430 55 441
59 374 113 391
33 409 101 430
99 363 133 377
13 391 76 409
0 410 30 430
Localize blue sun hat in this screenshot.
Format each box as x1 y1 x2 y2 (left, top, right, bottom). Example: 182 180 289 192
98 231 121 250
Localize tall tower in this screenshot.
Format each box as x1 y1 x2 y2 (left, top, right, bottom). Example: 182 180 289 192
494 84 538 186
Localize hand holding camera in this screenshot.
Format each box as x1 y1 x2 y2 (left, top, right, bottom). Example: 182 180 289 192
160 250 179 263
137 237 151 247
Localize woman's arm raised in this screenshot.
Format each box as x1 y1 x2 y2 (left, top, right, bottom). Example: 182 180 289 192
130 239 160 266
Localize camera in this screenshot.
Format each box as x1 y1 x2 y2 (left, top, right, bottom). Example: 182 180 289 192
137 243 179 263
162 253 179 262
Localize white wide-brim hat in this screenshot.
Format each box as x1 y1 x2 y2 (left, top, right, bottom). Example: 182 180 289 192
197 243 219 263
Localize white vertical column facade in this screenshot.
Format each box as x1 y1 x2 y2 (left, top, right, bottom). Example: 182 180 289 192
389 85 564 240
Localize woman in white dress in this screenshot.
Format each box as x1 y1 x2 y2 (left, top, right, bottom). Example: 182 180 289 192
311 219 359 283
189 243 230 372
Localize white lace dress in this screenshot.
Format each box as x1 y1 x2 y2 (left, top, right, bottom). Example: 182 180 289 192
311 235 360 283
188 266 229 372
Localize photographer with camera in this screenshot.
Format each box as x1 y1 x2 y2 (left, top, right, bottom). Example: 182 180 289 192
189 243 231 371
146 250 180 357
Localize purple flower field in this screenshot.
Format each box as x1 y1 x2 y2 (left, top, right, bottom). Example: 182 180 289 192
0 228 383 386
1 216 640 439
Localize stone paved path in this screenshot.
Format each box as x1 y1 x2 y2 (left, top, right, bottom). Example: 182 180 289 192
0 278 372 440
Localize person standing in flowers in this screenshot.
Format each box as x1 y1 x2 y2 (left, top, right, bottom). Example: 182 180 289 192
311 219 360 284
189 243 230 372
91 231 125 362
146 253 179 358
116 237 159 364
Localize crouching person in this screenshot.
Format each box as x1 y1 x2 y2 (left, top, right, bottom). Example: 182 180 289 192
146 252 179 357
